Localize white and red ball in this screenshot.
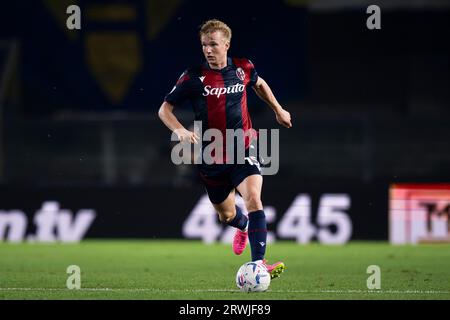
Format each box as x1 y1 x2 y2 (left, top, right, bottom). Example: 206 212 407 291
236 261 271 292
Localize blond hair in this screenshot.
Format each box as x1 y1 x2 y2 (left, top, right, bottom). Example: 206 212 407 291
199 19 232 43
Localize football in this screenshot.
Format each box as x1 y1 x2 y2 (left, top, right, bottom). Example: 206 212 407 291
236 261 271 292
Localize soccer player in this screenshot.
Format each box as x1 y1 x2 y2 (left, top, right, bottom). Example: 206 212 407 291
158 19 292 279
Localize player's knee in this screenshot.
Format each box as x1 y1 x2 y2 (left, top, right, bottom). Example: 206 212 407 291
218 211 235 223
243 192 263 212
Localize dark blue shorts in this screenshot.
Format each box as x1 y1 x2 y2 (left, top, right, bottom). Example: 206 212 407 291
198 160 261 204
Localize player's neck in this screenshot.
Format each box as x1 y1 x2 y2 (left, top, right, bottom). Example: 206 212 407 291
208 57 228 70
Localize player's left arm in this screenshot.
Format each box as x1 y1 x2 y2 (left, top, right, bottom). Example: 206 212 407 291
252 77 292 128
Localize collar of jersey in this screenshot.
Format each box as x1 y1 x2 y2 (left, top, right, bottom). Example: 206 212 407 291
204 57 233 72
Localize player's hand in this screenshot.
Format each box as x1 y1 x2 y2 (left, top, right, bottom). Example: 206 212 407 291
174 128 200 144
275 109 292 128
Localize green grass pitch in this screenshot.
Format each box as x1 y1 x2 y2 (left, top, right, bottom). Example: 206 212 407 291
0 240 449 300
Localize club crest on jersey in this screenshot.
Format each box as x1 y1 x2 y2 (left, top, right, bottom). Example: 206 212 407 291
236 67 245 81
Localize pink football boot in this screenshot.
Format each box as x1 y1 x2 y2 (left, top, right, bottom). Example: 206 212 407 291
232 229 248 255
262 259 286 279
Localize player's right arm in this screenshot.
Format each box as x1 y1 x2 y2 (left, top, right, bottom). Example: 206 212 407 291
158 69 200 144
158 101 199 144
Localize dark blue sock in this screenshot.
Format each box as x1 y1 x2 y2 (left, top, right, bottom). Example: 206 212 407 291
226 205 248 231
248 210 267 261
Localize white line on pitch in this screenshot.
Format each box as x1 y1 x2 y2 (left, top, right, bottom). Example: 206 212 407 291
0 288 449 294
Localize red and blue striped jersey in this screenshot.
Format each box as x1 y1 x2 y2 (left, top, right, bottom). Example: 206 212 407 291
165 57 259 153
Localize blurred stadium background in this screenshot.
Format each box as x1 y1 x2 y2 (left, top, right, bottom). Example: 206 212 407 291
0 0 449 300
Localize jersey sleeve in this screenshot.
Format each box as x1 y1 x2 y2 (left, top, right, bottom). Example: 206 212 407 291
164 70 193 106
247 59 259 87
